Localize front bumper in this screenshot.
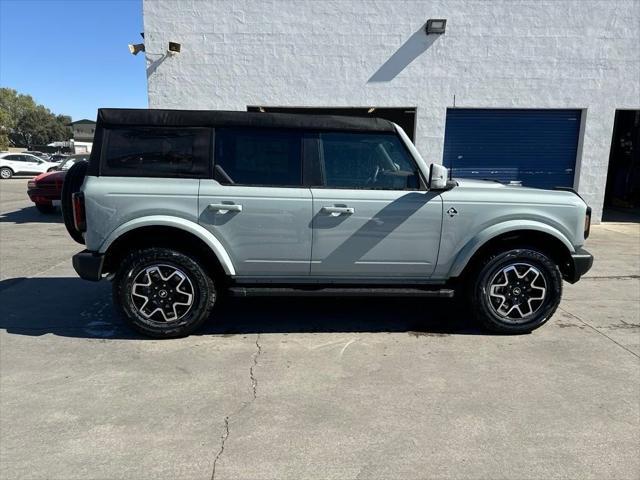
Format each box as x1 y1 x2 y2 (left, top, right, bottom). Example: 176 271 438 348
564 248 594 284
27 186 61 203
72 250 104 281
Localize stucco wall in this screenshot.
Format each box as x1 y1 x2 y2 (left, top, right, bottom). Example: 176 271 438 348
143 0 640 221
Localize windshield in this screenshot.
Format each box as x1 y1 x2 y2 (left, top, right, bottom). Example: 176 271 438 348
59 155 88 170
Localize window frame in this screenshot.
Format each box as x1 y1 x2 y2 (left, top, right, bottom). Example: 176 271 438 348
314 130 427 191
212 126 307 188
99 126 214 179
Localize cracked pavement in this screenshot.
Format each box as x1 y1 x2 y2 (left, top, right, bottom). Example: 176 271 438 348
1 178 639 479
211 334 261 480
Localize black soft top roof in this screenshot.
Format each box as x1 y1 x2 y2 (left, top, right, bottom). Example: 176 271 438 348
96 108 396 133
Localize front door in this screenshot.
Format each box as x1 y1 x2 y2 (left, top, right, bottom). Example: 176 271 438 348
198 127 312 277
22 155 44 174
310 132 442 278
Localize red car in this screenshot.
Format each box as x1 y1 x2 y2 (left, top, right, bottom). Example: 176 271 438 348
27 154 89 213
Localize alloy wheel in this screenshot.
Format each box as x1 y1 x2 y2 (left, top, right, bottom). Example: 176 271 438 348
487 262 547 322
130 264 195 324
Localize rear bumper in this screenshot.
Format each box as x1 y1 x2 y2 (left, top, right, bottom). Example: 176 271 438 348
72 250 104 281
564 248 594 284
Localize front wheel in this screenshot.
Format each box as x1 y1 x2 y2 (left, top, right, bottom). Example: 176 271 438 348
112 247 216 338
472 248 562 334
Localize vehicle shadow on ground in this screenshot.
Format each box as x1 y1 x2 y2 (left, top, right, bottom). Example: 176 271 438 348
0 206 62 224
0 277 487 340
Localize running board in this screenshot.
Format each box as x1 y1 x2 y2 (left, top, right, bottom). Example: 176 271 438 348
227 287 455 298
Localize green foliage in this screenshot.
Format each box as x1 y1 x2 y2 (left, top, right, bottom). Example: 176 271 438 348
0 88 72 149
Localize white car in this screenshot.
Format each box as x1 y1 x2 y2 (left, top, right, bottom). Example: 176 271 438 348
0 153 59 179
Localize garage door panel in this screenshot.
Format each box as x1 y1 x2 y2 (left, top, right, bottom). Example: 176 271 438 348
443 109 581 189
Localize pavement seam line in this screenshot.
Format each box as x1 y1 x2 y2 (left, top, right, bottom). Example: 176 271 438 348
559 306 640 360
210 334 262 480
0 255 77 292
582 275 640 280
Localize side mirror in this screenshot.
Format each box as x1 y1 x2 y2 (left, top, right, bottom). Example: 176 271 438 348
429 164 449 190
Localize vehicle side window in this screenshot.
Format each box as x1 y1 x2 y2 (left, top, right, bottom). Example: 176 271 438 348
3 155 21 161
214 128 302 187
102 127 211 178
319 132 420 190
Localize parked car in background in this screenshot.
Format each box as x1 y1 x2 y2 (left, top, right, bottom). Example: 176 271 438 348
22 151 51 160
0 153 58 179
53 154 89 172
48 153 69 164
27 154 89 213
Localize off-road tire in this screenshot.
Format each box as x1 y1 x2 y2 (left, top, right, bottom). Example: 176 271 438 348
472 248 562 334
112 247 216 338
0 167 13 179
35 203 56 214
61 160 88 244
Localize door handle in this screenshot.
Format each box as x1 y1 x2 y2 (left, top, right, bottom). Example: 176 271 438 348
208 203 242 213
321 206 354 215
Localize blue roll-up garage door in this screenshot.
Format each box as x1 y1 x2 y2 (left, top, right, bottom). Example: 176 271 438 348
442 109 581 189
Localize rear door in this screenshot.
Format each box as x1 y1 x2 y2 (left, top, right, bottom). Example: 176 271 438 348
198 127 313 277
310 132 442 278
1 155 24 173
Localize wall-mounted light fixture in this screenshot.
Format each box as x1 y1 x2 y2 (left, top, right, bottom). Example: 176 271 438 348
425 19 447 35
168 42 182 55
128 43 145 55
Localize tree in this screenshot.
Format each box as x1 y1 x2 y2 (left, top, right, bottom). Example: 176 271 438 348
0 88 72 149
0 108 10 150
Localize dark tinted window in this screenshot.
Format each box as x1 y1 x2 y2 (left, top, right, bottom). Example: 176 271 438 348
214 128 302 186
319 132 420 190
3 155 22 161
103 127 211 177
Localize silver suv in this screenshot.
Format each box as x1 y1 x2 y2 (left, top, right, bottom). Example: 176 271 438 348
62 109 593 338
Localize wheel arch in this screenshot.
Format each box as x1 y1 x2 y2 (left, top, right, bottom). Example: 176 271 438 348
100 217 235 278
450 222 575 280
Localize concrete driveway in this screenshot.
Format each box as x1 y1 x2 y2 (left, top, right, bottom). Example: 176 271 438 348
1 178 638 480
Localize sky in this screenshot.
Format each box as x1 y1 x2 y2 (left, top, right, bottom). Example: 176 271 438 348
0 0 147 121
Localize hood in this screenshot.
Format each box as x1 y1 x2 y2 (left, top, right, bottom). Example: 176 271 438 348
33 170 66 184
449 177 585 207
455 178 546 191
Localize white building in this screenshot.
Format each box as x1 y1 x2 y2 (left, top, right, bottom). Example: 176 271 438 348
142 0 640 222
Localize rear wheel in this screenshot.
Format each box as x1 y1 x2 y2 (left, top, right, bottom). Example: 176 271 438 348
35 203 56 214
0 167 13 179
472 248 562 334
112 247 216 338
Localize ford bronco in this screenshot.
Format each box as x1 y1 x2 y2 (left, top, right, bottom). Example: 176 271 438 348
62 109 593 338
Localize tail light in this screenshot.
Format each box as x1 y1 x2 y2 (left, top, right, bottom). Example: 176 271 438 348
72 192 86 232
584 206 591 239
